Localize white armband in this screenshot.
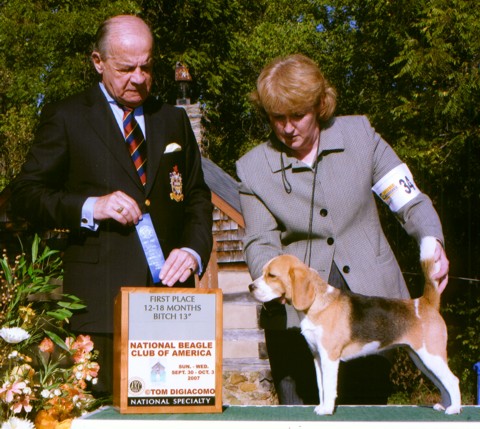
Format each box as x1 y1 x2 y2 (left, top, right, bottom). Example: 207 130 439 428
372 163 421 212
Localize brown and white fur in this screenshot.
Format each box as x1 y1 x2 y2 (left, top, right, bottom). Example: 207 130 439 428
248 237 461 415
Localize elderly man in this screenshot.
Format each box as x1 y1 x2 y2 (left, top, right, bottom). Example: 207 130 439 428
12 15 213 394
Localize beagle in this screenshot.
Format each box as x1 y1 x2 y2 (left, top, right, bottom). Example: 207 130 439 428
248 237 461 415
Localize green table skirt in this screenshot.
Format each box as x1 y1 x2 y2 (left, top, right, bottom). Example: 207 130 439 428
71 405 480 429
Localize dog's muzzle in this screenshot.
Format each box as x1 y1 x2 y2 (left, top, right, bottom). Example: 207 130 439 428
248 283 256 293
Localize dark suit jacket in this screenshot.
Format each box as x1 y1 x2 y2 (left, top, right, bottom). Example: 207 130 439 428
11 85 213 333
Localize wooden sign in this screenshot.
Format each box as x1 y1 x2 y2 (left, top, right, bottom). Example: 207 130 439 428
113 287 223 414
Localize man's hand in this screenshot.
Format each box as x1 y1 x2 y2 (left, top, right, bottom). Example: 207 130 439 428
433 241 449 293
160 249 197 287
93 190 143 226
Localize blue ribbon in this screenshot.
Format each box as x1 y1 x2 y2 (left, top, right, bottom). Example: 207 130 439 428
135 213 165 283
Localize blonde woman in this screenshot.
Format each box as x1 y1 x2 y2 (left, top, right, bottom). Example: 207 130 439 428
237 54 449 405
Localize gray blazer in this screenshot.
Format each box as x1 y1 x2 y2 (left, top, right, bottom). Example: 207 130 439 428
236 116 443 303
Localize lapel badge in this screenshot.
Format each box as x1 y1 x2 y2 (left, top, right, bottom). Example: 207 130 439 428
169 165 184 202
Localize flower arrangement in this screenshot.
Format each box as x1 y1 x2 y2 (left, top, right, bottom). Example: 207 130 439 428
0 235 100 429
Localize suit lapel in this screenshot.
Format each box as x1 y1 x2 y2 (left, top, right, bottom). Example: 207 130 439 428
319 118 346 154
84 86 144 189
143 98 167 196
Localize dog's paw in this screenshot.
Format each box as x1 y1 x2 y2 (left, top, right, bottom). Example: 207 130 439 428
445 405 462 415
433 402 462 414
314 404 334 415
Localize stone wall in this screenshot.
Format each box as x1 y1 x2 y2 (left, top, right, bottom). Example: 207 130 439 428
177 103 206 155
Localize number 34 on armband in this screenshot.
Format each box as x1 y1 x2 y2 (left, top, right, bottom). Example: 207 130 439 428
372 163 421 212
399 176 416 194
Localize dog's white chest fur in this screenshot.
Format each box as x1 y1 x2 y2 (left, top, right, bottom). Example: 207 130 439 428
300 315 322 353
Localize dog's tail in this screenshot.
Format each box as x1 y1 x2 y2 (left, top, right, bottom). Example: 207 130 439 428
420 236 441 310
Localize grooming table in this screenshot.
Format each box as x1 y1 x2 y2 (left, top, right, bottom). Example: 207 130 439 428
72 405 480 428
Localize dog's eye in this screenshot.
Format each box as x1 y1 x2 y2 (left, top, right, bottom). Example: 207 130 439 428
267 272 276 279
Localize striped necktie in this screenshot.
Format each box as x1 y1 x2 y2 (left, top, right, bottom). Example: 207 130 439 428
121 106 147 186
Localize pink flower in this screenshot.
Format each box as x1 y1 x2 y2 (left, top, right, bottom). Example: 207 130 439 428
72 335 94 353
38 337 55 353
0 380 26 403
11 394 33 414
69 335 94 363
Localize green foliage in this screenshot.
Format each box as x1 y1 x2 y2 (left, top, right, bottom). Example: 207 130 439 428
0 234 85 361
0 0 141 187
0 104 36 189
139 0 269 173
0 233 99 424
443 283 480 404
389 348 442 406
0 235 100 426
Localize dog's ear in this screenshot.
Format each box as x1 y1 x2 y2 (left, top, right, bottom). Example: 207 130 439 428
290 264 315 311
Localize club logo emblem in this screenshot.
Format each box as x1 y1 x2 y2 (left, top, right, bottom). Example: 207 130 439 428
169 165 184 202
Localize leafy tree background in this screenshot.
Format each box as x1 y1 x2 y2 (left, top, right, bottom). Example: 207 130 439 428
0 0 479 402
